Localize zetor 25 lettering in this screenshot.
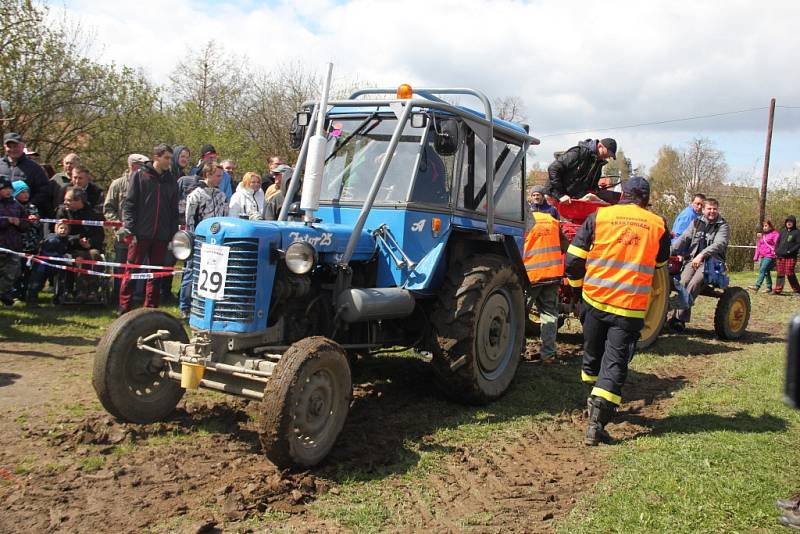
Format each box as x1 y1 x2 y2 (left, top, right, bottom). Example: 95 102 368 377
289 232 333 247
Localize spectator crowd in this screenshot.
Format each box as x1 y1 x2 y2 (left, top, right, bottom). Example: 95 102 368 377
0 133 294 318
2 130 799 325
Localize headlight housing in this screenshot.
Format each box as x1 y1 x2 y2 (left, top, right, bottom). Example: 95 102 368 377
171 230 193 261
285 242 316 274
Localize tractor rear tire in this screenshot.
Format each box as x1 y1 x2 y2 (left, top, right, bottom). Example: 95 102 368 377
93 308 188 423
258 337 352 469
430 254 524 405
638 267 670 349
714 287 750 340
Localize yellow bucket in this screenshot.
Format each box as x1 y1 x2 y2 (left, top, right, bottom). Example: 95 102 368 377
180 363 205 389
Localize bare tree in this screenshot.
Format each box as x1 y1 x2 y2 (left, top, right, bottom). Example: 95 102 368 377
493 96 527 123
679 137 728 194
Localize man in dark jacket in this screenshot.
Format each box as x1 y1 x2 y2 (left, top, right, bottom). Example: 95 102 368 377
546 138 617 204
669 198 730 327
0 133 52 218
118 144 178 314
56 187 105 299
774 215 800 295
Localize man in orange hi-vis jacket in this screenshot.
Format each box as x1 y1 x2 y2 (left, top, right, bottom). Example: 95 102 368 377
565 177 670 446
523 210 568 359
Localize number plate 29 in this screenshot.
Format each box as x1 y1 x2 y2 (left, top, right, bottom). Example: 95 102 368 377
197 243 230 300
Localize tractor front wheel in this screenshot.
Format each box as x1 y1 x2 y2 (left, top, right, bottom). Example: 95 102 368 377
258 337 352 469
92 309 188 423
714 287 751 340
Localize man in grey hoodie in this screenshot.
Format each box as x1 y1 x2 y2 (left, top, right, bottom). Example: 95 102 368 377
179 163 228 319
670 197 730 327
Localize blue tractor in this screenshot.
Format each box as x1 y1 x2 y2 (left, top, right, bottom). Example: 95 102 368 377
92 84 540 467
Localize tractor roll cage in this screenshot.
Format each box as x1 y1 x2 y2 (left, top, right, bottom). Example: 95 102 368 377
279 88 540 268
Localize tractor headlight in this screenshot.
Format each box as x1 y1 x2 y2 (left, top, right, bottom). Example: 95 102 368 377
285 242 316 274
171 230 193 261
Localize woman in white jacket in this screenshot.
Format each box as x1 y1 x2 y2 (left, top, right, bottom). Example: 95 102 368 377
228 172 264 220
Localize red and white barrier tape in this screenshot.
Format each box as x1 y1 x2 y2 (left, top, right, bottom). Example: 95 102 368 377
1 215 124 228
0 247 182 280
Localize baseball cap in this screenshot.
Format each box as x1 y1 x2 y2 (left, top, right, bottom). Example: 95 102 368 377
0 176 13 190
127 153 149 165
600 138 617 159
622 176 650 197
3 132 23 145
200 144 217 159
532 185 545 194
23 147 39 157
272 164 292 175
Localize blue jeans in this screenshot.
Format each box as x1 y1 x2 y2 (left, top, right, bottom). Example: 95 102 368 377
179 255 193 313
755 257 775 290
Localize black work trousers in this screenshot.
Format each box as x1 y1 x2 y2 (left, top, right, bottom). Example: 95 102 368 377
581 304 643 406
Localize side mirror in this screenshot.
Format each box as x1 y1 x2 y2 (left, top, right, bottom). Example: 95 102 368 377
434 118 459 156
296 111 310 127
289 115 306 150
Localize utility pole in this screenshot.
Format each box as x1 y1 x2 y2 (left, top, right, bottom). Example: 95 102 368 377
759 98 776 225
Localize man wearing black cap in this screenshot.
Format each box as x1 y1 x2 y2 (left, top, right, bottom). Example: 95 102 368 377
565 176 670 446
0 133 51 217
546 138 617 204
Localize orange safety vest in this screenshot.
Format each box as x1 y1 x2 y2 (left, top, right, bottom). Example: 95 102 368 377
582 204 665 318
523 212 563 284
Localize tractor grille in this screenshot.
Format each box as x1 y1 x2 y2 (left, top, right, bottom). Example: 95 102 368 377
191 237 259 323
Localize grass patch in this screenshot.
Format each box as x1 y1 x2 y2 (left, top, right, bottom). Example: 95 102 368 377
79 455 106 472
13 457 36 475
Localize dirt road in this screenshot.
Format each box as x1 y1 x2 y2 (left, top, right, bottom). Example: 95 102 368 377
0 330 711 533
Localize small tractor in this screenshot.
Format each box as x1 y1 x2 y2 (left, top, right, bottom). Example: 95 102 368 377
93 76 542 467
544 199 750 348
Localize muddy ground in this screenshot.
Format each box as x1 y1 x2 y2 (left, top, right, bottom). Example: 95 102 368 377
0 322 740 533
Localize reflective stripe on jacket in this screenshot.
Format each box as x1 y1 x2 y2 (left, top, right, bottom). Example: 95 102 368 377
583 204 665 318
524 212 563 284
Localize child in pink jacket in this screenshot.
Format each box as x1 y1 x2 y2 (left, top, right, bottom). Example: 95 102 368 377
751 219 779 292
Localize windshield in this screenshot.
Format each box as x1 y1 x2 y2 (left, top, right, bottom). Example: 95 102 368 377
320 116 429 203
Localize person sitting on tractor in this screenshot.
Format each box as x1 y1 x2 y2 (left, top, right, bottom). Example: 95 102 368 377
669 197 730 330
545 138 617 205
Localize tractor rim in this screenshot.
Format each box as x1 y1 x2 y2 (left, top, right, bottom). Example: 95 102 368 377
476 288 515 380
292 367 337 448
124 341 168 398
640 269 667 341
727 297 747 332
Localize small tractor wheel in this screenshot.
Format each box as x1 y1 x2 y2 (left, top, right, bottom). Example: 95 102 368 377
430 254 524 405
92 308 188 423
714 287 751 340
258 336 352 469
638 267 670 349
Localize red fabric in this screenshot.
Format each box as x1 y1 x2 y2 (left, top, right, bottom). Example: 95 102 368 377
118 238 169 311
777 257 797 276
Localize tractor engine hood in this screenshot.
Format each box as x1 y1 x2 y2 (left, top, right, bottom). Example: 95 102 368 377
195 218 377 263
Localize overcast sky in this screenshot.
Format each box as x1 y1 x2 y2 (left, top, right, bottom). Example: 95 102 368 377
58 0 800 183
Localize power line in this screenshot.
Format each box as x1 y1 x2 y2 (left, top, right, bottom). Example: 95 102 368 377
538 106 770 138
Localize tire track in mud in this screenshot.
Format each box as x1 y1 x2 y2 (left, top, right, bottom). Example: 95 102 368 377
377 348 716 533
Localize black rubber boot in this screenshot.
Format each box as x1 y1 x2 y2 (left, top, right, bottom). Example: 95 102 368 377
584 395 616 446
